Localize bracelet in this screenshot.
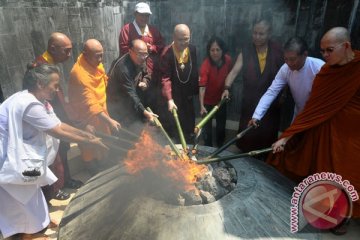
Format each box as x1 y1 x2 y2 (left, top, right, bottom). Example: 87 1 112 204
224 85 231 90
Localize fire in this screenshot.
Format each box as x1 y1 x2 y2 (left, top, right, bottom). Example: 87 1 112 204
124 129 208 191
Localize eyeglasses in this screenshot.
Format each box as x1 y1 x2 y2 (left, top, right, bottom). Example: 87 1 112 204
131 49 149 59
320 42 345 55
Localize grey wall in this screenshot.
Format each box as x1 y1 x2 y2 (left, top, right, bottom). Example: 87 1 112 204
0 0 359 118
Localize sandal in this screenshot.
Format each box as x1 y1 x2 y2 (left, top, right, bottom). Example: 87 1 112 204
53 189 70 200
48 219 59 229
64 179 84 189
21 233 49 240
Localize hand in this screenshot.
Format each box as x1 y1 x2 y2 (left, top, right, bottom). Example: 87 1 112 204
200 105 208 115
85 124 95 134
168 99 177 112
88 137 109 160
221 90 230 100
146 43 152 52
143 110 159 123
272 137 289 153
108 118 121 132
248 118 260 128
138 82 148 91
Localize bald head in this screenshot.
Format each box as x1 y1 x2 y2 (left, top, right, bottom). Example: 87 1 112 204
47 32 72 63
322 27 350 44
320 27 353 66
132 39 147 50
83 39 104 68
174 24 190 36
129 39 148 66
173 24 191 51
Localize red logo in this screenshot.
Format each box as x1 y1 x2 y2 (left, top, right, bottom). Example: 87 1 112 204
301 182 351 229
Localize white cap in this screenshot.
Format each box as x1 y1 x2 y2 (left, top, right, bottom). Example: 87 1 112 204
135 2 152 15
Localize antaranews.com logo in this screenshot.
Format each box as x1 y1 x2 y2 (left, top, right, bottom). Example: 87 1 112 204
290 172 359 233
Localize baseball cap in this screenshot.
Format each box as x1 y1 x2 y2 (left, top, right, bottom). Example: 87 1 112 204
135 2 152 15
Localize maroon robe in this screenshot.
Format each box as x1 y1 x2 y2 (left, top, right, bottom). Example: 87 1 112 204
237 40 284 152
160 44 199 140
119 22 165 112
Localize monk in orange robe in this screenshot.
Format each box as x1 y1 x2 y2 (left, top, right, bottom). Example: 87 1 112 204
69 39 121 174
268 27 360 228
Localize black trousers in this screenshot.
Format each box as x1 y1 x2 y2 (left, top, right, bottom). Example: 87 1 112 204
202 103 227 147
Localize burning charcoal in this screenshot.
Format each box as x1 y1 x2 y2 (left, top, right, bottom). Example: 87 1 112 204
212 167 232 188
228 168 237 183
177 194 185 206
199 190 216 203
213 161 226 168
182 189 202 205
199 174 226 198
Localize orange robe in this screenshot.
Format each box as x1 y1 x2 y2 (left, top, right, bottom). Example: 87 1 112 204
68 54 110 161
267 51 360 217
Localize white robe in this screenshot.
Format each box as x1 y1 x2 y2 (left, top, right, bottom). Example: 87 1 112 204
0 91 59 238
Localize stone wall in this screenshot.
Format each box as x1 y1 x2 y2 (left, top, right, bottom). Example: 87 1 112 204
0 0 359 119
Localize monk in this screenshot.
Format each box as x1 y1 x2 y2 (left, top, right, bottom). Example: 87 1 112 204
31 32 75 201
68 39 121 175
269 27 360 234
160 24 199 141
119 2 165 114
222 17 283 153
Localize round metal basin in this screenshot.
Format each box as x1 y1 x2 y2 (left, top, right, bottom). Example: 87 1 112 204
58 146 320 239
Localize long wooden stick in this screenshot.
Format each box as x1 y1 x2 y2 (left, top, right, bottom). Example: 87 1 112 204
196 147 272 164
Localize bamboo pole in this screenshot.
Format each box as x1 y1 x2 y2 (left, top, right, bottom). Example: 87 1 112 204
194 97 228 134
196 147 272 164
172 108 187 152
95 131 135 145
207 125 254 159
147 107 183 159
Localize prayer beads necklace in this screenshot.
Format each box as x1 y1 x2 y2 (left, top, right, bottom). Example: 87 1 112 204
174 51 192 84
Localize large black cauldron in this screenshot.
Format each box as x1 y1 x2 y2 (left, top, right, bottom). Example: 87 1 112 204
58 146 320 239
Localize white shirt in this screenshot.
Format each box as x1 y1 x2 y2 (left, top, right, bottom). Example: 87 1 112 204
252 57 325 121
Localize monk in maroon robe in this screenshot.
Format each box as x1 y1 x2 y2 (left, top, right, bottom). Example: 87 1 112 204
269 27 360 230
222 18 283 153
160 24 198 141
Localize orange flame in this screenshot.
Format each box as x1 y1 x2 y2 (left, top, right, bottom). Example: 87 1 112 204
124 129 208 191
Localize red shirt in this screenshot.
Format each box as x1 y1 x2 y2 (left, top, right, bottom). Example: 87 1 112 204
199 54 232 105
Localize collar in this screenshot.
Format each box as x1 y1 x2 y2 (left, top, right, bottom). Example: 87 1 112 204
133 20 150 36
41 51 55 64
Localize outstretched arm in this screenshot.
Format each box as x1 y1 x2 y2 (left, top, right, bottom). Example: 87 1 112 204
221 52 243 99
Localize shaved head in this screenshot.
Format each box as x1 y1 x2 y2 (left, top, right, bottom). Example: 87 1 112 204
83 39 103 53
174 24 190 37
83 39 104 68
320 27 353 66
48 32 71 48
47 32 72 63
322 27 350 44
173 24 191 51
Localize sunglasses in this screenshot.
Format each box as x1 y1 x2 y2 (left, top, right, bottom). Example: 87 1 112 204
320 42 345 55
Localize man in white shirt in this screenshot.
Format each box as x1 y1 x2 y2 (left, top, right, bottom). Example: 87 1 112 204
249 37 325 127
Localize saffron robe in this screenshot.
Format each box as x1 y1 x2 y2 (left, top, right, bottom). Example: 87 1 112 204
68 54 110 161
237 41 284 152
267 51 360 217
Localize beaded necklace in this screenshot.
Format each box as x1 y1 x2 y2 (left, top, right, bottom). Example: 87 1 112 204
173 49 192 84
